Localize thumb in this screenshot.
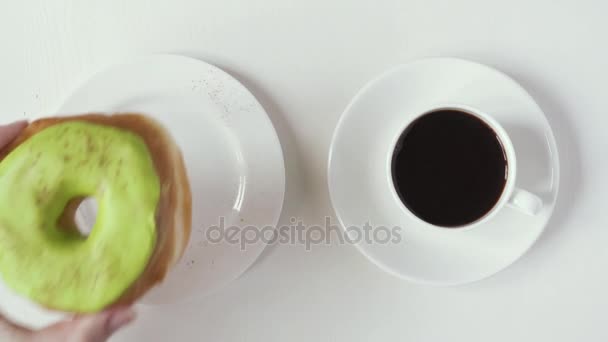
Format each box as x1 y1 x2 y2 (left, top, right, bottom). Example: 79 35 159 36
33 307 136 342
0 121 27 148
0 314 31 341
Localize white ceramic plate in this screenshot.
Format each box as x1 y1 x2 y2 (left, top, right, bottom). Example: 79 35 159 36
59 54 285 304
0 54 285 327
328 58 559 285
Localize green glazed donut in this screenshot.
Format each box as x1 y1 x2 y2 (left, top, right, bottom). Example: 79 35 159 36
0 115 188 313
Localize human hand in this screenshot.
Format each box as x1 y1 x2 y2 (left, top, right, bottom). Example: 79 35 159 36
0 120 26 149
0 121 136 341
0 308 135 342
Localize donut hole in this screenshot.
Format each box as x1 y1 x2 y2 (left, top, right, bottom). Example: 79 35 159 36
58 196 98 238
74 197 98 237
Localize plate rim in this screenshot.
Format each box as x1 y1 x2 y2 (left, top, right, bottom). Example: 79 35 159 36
56 54 286 297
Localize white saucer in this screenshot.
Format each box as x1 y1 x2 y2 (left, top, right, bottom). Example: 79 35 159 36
328 58 559 285
57 55 286 304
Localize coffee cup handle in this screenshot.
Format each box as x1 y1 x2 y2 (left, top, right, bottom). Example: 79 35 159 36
507 188 543 215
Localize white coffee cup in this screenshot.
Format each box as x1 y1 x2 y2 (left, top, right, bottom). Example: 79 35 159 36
386 104 542 230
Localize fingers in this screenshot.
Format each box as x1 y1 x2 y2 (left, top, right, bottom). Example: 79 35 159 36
0 314 30 342
31 307 136 342
0 121 31 341
0 121 27 148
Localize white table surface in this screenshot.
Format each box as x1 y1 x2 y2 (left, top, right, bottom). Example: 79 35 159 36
0 1 603 341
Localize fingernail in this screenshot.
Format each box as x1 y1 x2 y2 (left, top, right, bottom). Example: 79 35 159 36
107 308 136 332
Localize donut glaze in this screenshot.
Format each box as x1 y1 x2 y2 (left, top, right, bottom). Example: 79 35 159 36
0 121 160 312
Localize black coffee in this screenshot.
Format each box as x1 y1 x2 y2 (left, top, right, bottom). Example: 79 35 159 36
391 109 507 227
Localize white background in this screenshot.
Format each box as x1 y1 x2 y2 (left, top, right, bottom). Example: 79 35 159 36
0 0 604 341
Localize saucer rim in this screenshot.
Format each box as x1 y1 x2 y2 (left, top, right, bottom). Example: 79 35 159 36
327 57 560 286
